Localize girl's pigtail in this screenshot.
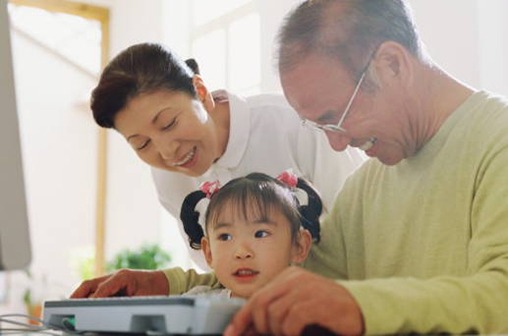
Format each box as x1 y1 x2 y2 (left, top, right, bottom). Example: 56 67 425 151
180 190 207 250
296 178 322 242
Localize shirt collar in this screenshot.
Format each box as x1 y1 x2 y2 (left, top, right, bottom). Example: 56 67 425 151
210 90 250 170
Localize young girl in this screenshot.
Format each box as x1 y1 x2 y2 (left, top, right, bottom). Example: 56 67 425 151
179 172 322 298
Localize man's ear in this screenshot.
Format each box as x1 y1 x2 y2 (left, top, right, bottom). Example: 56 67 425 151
201 237 213 267
192 75 214 111
372 41 413 87
291 229 312 264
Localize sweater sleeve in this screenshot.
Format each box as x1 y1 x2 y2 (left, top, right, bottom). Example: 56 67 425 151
163 267 221 295
342 270 508 334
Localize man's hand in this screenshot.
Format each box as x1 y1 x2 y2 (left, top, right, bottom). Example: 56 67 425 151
70 269 169 298
224 266 364 336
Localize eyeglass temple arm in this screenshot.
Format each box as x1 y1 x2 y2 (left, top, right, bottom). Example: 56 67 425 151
335 71 367 129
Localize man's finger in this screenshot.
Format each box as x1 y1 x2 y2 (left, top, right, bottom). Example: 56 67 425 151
69 284 93 298
228 304 254 335
91 276 127 298
70 276 109 298
266 290 295 335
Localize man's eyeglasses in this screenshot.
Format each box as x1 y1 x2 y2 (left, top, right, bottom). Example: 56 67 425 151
301 60 369 134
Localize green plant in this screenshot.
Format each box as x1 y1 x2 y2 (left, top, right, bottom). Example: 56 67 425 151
22 270 46 322
107 243 171 272
77 253 95 280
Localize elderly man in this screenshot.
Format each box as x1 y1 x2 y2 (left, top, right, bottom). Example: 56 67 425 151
226 0 508 334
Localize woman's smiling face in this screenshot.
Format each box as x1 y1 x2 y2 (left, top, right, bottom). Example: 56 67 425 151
114 89 224 177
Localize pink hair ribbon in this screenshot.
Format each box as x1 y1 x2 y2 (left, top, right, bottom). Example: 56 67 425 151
199 180 221 198
277 170 298 188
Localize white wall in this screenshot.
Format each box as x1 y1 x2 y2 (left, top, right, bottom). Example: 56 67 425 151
476 0 508 95
410 0 507 94
410 0 480 86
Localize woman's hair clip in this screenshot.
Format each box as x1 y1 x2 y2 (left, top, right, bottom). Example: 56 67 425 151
199 180 221 198
277 170 298 188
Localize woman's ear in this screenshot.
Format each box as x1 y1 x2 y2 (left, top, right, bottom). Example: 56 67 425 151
291 229 312 264
201 237 213 267
192 75 215 111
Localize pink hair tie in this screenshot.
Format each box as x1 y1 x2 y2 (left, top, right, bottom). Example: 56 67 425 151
277 170 298 188
199 180 221 198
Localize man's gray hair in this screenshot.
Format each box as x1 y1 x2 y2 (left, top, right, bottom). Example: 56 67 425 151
276 0 423 77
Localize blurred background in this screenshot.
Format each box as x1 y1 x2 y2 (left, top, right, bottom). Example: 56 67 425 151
1 0 507 316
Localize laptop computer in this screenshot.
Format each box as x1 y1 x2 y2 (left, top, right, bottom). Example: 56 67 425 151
43 295 245 335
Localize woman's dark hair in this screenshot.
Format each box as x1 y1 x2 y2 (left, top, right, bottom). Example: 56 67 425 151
90 43 200 128
180 172 322 250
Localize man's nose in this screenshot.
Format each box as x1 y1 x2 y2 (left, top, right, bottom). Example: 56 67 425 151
325 131 350 152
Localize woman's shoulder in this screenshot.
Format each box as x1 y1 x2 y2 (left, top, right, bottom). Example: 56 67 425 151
241 93 300 126
222 90 295 119
245 92 293 111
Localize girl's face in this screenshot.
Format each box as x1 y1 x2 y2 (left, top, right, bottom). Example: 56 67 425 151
114 83 227 177
201 203 310 299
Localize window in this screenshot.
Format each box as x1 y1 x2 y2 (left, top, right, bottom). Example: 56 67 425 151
8 4 102 75
190 0 261 95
